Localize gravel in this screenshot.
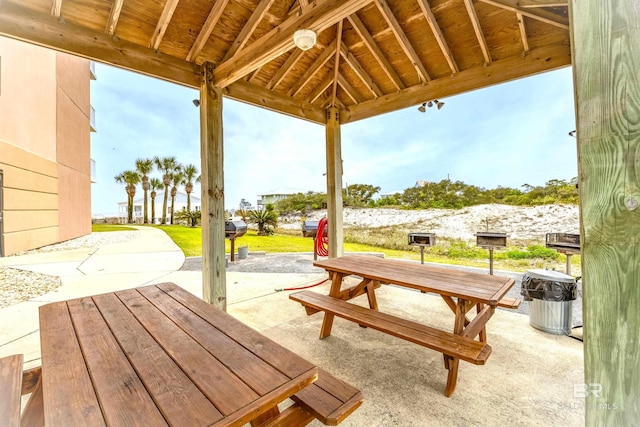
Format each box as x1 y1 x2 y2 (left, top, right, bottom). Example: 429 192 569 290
1 230 140 309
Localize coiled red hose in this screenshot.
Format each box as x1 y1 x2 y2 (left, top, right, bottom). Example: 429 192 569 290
314 216 329 257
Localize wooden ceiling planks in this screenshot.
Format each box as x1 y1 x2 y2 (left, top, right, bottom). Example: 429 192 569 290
0 0 571 124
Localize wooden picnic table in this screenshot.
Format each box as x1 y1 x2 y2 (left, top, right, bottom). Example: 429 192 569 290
38 282 322 426
291 255 517 397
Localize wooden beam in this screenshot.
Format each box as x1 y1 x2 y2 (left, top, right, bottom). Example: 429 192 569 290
186 0 230 62
478 0 569 30
325 107 344 258
266 49 304 90
288 42 337 97
571 0 640 423
330 21 344 106
51 0 62 18
149 0 180 50
341 42 570 123
519 0 567 7
0 2 200 88
199 62 226 309
105 0 124 35
224 80 326 124
416 0 459 73
337 73 362 104
213 0 372 88
222 0 277 61
463 0 492 65
340 41 382 97
374 0 430 82
305 71 334 104
516 13 530 53
299 0 310 7
348 13 404 90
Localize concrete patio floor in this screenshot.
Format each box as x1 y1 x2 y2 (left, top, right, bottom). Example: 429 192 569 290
0 227 585 426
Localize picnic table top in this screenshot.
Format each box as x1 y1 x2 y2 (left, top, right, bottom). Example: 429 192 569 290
39 282 318 426
314 255 515 305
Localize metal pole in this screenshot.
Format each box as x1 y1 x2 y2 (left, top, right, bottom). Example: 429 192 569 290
489 248 494 275
230 238 235 262
566 254 572 276
420 246 425 264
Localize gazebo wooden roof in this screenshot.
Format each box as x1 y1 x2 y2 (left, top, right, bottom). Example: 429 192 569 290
0 0 570 124
2 3 639 424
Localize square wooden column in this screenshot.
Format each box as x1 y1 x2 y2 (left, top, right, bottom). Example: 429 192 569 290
199 62 226 309
325 107 344 258
571 1 640 423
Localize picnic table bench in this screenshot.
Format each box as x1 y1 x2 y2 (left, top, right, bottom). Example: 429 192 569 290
290 255 517 397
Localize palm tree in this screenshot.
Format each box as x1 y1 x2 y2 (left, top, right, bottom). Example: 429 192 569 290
149 177 163 224
114 170 141 224
182 164 199 212
170 171 185 225
135 158 154 224
153 156 178 225
249 204 279 236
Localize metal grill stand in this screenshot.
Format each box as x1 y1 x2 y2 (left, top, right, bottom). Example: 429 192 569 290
545 233 580 275
225 220 247 262
408 233 436 264
475 232 507 275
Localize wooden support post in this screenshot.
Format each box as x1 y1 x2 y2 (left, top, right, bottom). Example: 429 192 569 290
199 62 227 310
325 107 344 258
571 1 640 423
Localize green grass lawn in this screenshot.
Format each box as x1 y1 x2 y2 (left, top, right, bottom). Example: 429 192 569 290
92 224 137 232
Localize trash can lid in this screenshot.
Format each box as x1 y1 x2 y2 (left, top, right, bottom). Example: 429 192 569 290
525 268 575 283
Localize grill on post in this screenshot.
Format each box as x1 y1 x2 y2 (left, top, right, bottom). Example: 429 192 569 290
225 220 247 262
475 232 507 275
545 233 580 275
408 233 436 264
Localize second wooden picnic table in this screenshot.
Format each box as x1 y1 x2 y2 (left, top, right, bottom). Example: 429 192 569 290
290 255 518 397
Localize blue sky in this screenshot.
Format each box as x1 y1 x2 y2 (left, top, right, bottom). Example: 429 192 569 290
90 64 577 215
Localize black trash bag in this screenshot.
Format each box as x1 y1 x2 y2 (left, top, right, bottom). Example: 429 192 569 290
520 272 577 302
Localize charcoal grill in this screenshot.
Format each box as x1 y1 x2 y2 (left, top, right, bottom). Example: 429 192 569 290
475 231 508 275
225 220 247 261
408 232 436 264
546 233 580 275
301 220 327 238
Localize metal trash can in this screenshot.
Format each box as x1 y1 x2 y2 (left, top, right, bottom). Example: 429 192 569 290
521 269 577 335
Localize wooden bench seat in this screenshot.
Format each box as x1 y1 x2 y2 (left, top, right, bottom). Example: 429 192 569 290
497 297 521 309
290 291 491 365
0 354 23 427
258 368 363 426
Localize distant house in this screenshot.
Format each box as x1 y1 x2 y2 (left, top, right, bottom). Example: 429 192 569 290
257 188 303 207
415 180 430 188
118 191 201 223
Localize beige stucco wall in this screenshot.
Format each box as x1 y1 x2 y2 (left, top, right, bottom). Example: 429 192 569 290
0 38 91 255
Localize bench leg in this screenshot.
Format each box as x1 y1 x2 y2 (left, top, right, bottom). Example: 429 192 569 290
255 404 315 427
250 406 281 427
320 313 335 339
444 358 460 397
21 374 44 427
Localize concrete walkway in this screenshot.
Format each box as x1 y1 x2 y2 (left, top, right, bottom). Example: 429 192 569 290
0 228 586 426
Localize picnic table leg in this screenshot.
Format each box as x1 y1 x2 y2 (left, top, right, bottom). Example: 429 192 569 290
444 298 469 397
320 272 346 339
476 303 487 343
250 406 282 427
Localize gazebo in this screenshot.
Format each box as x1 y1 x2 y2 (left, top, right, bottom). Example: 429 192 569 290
0 1 636 423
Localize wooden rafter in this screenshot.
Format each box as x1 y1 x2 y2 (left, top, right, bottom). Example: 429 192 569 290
516 13 530 53
51 0 62 17
299 0 310 7
339 42 382 98
223 0 277 61
463 0 492 65
288 42 337 97
149 0 180 50
347 14 405 90
266 49 304 90
213 0 372 88
337 73 362 104
416 0 458 74
341 42 570 123
186 0 230 62
330 21 344 106
478 0 569 29
518 0 568 7
305 71 334 104
375 0 430 82
106 0 124 35
248 66 263 84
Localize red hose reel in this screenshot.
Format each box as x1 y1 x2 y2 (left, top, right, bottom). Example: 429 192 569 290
314 216 329 257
